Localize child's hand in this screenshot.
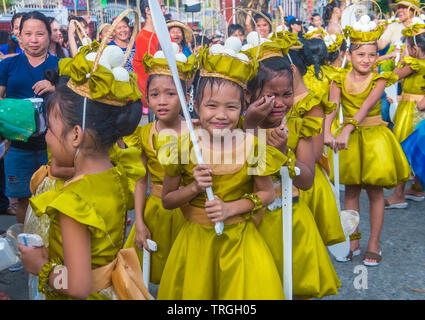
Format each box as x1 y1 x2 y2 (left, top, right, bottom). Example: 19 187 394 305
192 164 212 193
244 96 275 129
205 196 231 223
266 124 288 154
324 130 336 149
334 126 352 151
19 245 49 276
134 222 152 252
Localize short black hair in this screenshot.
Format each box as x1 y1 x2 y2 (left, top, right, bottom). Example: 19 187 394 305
228 24 244 37
311 13 320 18
20 11 52 36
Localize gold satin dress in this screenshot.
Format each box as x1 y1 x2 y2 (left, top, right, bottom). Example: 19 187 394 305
156 132 286 300
28 147 146 300
257 115 342 299
393 57 425 143
293 89 346 247
328 70 411 188
123 122 185 285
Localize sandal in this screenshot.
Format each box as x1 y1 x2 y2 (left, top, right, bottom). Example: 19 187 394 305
384 198 408 209
363 250 382 267
335 232 361 263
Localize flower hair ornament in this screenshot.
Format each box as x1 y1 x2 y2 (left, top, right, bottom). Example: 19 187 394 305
323 32 345 53
304 26 326 40
402 16 425 46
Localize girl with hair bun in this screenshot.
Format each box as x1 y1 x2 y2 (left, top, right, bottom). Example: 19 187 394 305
18 39 146 300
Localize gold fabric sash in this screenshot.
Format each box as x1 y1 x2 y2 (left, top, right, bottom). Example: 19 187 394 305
402 93 424 103
181 204 246 226
344 115 388 127
90 248 152 300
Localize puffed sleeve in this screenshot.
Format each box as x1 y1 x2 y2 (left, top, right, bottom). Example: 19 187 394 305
372 71 399 88
157 132 186 177
247 134 288 176
293 92 322 117
30 189 108 238
123 125 144 149
109 144 146 193
326 67 346 88
401 56 425 72
287 116 323 151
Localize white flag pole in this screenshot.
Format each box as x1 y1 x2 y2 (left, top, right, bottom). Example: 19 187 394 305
148 0 224 235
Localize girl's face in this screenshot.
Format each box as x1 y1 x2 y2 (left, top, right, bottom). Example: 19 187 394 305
147 76 182 123
114 21 130 42
261 75 294 126
196 81 242 136
100 25 113 42
12 17 22 38
20 19 50 57
349 44 378 74
256 18 271 38
50 20 62 44
45 104 77 168
169 27 184 46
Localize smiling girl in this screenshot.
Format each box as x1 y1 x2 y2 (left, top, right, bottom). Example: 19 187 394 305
156 47 285 299
324 21 410 266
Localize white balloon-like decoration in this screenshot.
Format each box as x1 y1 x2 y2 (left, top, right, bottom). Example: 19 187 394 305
102 45 125 68
208 36 250 63
306 26 319 34
151 41 187 63
410 17 425 26
81 37 92 46
112 66 130 82
352 15 379 32
324 34 337 47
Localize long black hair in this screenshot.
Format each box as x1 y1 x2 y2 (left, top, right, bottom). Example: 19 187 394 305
47 17 66 59
7 12 25 54
322 0 343 27
247 56 293 104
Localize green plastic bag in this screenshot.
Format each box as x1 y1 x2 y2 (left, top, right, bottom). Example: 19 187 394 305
0 98 36 142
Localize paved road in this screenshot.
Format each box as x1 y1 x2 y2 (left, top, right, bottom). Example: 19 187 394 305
1 183 424 300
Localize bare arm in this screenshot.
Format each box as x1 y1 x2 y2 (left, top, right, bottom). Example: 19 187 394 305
324 81 341 147
305 105 325 163
68 22 79 58
395 65 414 80
293 136 315 190
0 85 6 99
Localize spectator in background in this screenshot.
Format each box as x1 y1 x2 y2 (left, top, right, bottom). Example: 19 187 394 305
47 17 69 58
67 16 91 57
228 24 246 44
245 11 272 38
322 0 345 35
192 34 209 52
0 12 25 59
96 23 112 43
0 11 58 230
167 20 192 57
109 17 135 72
288 17 304 38
310 13 323 28
133 0 166 114
210 33 224 46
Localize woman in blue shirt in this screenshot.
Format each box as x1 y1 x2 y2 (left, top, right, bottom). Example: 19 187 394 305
0 11 58 227
167 20 193 58
0 12 25 59
108 17 135 72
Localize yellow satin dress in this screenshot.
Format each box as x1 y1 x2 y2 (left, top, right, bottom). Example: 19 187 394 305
290 91 345 247
123 122 185 285
322 64 344 133
156 132 286 300
328 70 411 188
28 147 146 300
393 57 425 143
257 115 341 299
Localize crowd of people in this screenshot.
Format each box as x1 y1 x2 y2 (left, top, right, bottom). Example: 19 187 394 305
0 0 424 300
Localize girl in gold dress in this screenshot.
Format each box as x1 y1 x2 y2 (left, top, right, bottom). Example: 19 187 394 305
156 45 286 300
385 20 425 208
244 48 341 298
123 49 198 285
324 20 411 266
18 41 146 299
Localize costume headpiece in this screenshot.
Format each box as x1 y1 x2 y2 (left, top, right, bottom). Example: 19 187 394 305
304 26 326 40
143 42 198 80
198 36 258 89
402 16 425 37
344 15 384 44
323 32 345 52
59 10 142 106
391 0 423 12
